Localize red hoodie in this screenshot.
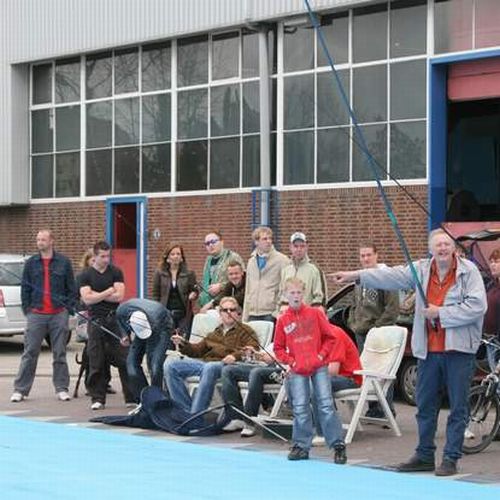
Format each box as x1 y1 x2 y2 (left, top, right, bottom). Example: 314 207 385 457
274 304 336 376
328 326 363 386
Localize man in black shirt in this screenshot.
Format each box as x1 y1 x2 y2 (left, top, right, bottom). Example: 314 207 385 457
79 241 134 410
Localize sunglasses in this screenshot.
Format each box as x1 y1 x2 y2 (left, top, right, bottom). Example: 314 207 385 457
221 307 238 313
204 239 220 246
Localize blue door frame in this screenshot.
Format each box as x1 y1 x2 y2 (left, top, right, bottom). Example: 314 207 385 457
105 196 148 298
429 48 500 229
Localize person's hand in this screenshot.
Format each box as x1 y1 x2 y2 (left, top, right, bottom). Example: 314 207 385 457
199 302 213 313
222 354 236 364
188 291 198 301
330 271 360 284
422 304 440 320
171 333 185 346
106 286 116 296
208 283 222 296
120 336 130 347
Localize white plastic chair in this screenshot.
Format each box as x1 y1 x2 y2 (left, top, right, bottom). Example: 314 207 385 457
334 325 408 443
245 320 274 348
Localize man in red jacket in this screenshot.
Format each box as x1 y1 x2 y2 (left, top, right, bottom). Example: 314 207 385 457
274 277 347 464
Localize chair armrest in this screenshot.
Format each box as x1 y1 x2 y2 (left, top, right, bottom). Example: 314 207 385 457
353 369 396 380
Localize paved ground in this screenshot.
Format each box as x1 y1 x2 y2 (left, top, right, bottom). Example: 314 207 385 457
1 335 499 487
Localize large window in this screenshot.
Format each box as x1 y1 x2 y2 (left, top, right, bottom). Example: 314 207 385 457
30 1 431 200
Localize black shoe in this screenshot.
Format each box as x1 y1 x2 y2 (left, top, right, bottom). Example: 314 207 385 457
365 407 397 419
106 384 117 394
435 458 457 477
288 445 309 461
394 455 435 472
333 443 347 465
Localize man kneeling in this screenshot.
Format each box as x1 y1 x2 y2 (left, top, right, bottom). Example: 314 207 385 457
164 297 259 414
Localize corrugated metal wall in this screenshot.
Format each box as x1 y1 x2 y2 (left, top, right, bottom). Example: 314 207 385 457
0 0 366 205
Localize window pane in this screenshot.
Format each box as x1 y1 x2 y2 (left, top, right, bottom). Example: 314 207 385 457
142 94 171 143
87 101 112 148
391 60 426 120
212 32 239 80
352 124 387 181
475 0 500 48
390 0 427 58
242 30 259 78
317 70 350 127
284 131 314 185
178 35 208 87
56 106 80 151
243 81 260 133
142 144 171 192
391 121 426 179
317 128 349 183
115 48 138 94
284 25 314 72
317 13 349 66
434 0 473 54
353 65 387 123
86 149 111 195
176 140 207 191
115 147 139 194
32 155 53 198
178 89 208 139
210 84 240 137
86 52 112 99
33 64 52 104
56 152 80 197
32 109 53 153
284 74 314 130
55 58 80 103
353 4 388 63
115 98 139 145
142 42 171 92
242 135 260 187
210 137 239 189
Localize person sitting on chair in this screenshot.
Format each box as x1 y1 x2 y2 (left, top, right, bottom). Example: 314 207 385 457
164 297 259 415
116 298 174 403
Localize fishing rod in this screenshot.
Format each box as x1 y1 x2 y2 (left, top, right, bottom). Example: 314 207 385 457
303 0 430 309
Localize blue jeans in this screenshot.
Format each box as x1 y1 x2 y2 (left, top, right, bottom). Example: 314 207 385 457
415 351 475 462
164 358 223 414
221 363 281 418
286 366 345 450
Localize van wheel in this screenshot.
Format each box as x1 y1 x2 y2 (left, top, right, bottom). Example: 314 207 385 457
398 359 417 406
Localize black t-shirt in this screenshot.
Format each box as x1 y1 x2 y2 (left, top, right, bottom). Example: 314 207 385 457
79 265 124 319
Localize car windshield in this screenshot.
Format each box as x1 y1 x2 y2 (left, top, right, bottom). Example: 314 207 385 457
0 262 24 286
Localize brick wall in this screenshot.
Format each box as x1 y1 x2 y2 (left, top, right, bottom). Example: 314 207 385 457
0 185 429 295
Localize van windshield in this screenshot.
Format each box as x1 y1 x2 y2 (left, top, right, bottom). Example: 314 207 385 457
0 262 24 286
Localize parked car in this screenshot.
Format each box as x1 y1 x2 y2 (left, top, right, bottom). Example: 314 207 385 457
0 254 28 337
0 253 76 341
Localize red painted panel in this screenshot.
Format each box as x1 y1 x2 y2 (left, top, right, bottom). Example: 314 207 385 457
112 249 137 300
448 58 500 101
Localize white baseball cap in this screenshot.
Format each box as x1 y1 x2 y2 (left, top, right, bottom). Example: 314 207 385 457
129 311 152 340
290 231 307 243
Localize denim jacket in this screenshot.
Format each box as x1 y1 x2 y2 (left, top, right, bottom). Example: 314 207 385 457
116 298 174 339
21 251 76 314
360 256 487 359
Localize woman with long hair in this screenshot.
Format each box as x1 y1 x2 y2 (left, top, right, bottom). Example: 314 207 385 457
152 243 197 334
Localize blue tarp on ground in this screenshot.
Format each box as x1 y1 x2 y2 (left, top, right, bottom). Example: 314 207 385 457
0 415 498 500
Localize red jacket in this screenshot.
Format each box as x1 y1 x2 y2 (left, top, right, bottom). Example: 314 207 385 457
328 326 363 386
274 304 335 376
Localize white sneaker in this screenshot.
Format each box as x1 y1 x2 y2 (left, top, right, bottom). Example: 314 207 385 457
222 419 245 432
241 424 256 437
91 401 105 410
57 391 71 401
312 435 326 447
10 392 24 403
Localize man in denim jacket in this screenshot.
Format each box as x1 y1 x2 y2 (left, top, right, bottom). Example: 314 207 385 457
334 229 487 476
11 230 75 403
116 298 174 402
